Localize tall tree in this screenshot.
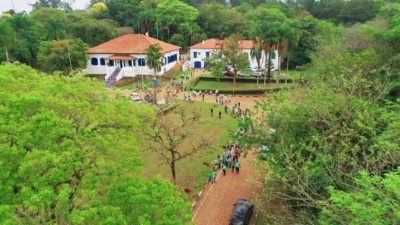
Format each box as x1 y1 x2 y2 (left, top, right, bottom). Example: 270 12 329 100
106 0 141 30
250 31 266 86
45 17 66 40
221 34 250 94
145 43 163 77
156 0 199 41
37 38 89 74
277 18 301 82
9 14 40 66
0 21 15 62
143 104 214 184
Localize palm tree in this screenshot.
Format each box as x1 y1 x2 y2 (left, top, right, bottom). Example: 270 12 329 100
45 17 65 41
280 20 301 83
145 43 163 77
0 21 16 63
250 35 265 86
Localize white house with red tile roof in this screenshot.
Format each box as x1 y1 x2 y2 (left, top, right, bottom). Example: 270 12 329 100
87 34 181 87
189 38 279 70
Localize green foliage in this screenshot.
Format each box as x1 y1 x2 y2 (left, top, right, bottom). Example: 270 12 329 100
106 0 141 28
145 43 163 76
319 168 400 225
0 62 193 224
0 20 15 62
69 19 118 47
170 33 186 49
37 38 89 75
8 14 40 66
156 0 199 40
107 176 193 225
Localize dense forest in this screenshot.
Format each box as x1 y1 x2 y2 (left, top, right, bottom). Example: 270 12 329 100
1 0 400 224
0 0 392 74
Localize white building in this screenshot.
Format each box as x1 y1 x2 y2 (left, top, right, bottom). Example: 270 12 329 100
189 38 279 70
87 34 181 87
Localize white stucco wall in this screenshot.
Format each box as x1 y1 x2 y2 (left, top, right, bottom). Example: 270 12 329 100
189 48 215 69
87 50 180 77
189 48 279 70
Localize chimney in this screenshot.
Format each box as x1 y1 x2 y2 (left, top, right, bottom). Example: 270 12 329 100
145 32 149 37
202 40 205 45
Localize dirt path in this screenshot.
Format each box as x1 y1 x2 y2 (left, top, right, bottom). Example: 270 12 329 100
192 153 265 225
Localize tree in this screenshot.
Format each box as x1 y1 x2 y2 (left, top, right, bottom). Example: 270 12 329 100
143 104 214 184
8 14 40 66
319 168 400 225
31 0 72 11
69 19 118 47
138 0 162 36
277 18 301 82
170 33 186 49
106 0 141 29
45 17 66 40
37 38 89 74
156 0 199 41
145 43 163 77
220 34 250 94
0 21 15 62
250 33 266 86
89 2 109 19
0 62 193 224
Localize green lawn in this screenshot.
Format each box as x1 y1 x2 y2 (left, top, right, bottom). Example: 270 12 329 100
139 101 239 199
193 80 292 91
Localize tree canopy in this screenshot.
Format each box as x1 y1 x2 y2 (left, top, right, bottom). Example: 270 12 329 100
0 62 193 224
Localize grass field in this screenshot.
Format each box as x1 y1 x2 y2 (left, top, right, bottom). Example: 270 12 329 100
138 101 239 199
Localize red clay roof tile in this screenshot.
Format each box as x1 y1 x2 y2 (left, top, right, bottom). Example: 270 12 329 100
88 34 181 54
190 39 256 50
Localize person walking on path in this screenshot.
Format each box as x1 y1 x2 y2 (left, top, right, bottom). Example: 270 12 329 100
210 108 213 117
228 157 234 173
222 164 227 176
218 111 222 119
210 170 217 184
235 161 241 174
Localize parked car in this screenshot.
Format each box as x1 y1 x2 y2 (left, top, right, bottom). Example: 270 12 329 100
229 199 254 225
223 70 234 77
130 92 141 102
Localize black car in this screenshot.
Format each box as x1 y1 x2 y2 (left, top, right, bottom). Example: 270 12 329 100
223 70 234 77
229 199 254 225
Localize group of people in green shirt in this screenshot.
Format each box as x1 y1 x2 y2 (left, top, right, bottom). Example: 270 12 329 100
209 146 241 184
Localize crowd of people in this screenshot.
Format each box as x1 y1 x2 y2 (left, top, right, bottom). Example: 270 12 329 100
209 143 241 184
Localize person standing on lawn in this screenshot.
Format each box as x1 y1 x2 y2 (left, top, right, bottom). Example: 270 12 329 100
222 164 227 176
210 170 217 184
235 161 241 174
210 108 213 117
217 155 222 169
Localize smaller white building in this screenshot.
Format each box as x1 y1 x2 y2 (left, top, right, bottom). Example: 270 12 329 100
189 38 279 70
87 34 181 86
